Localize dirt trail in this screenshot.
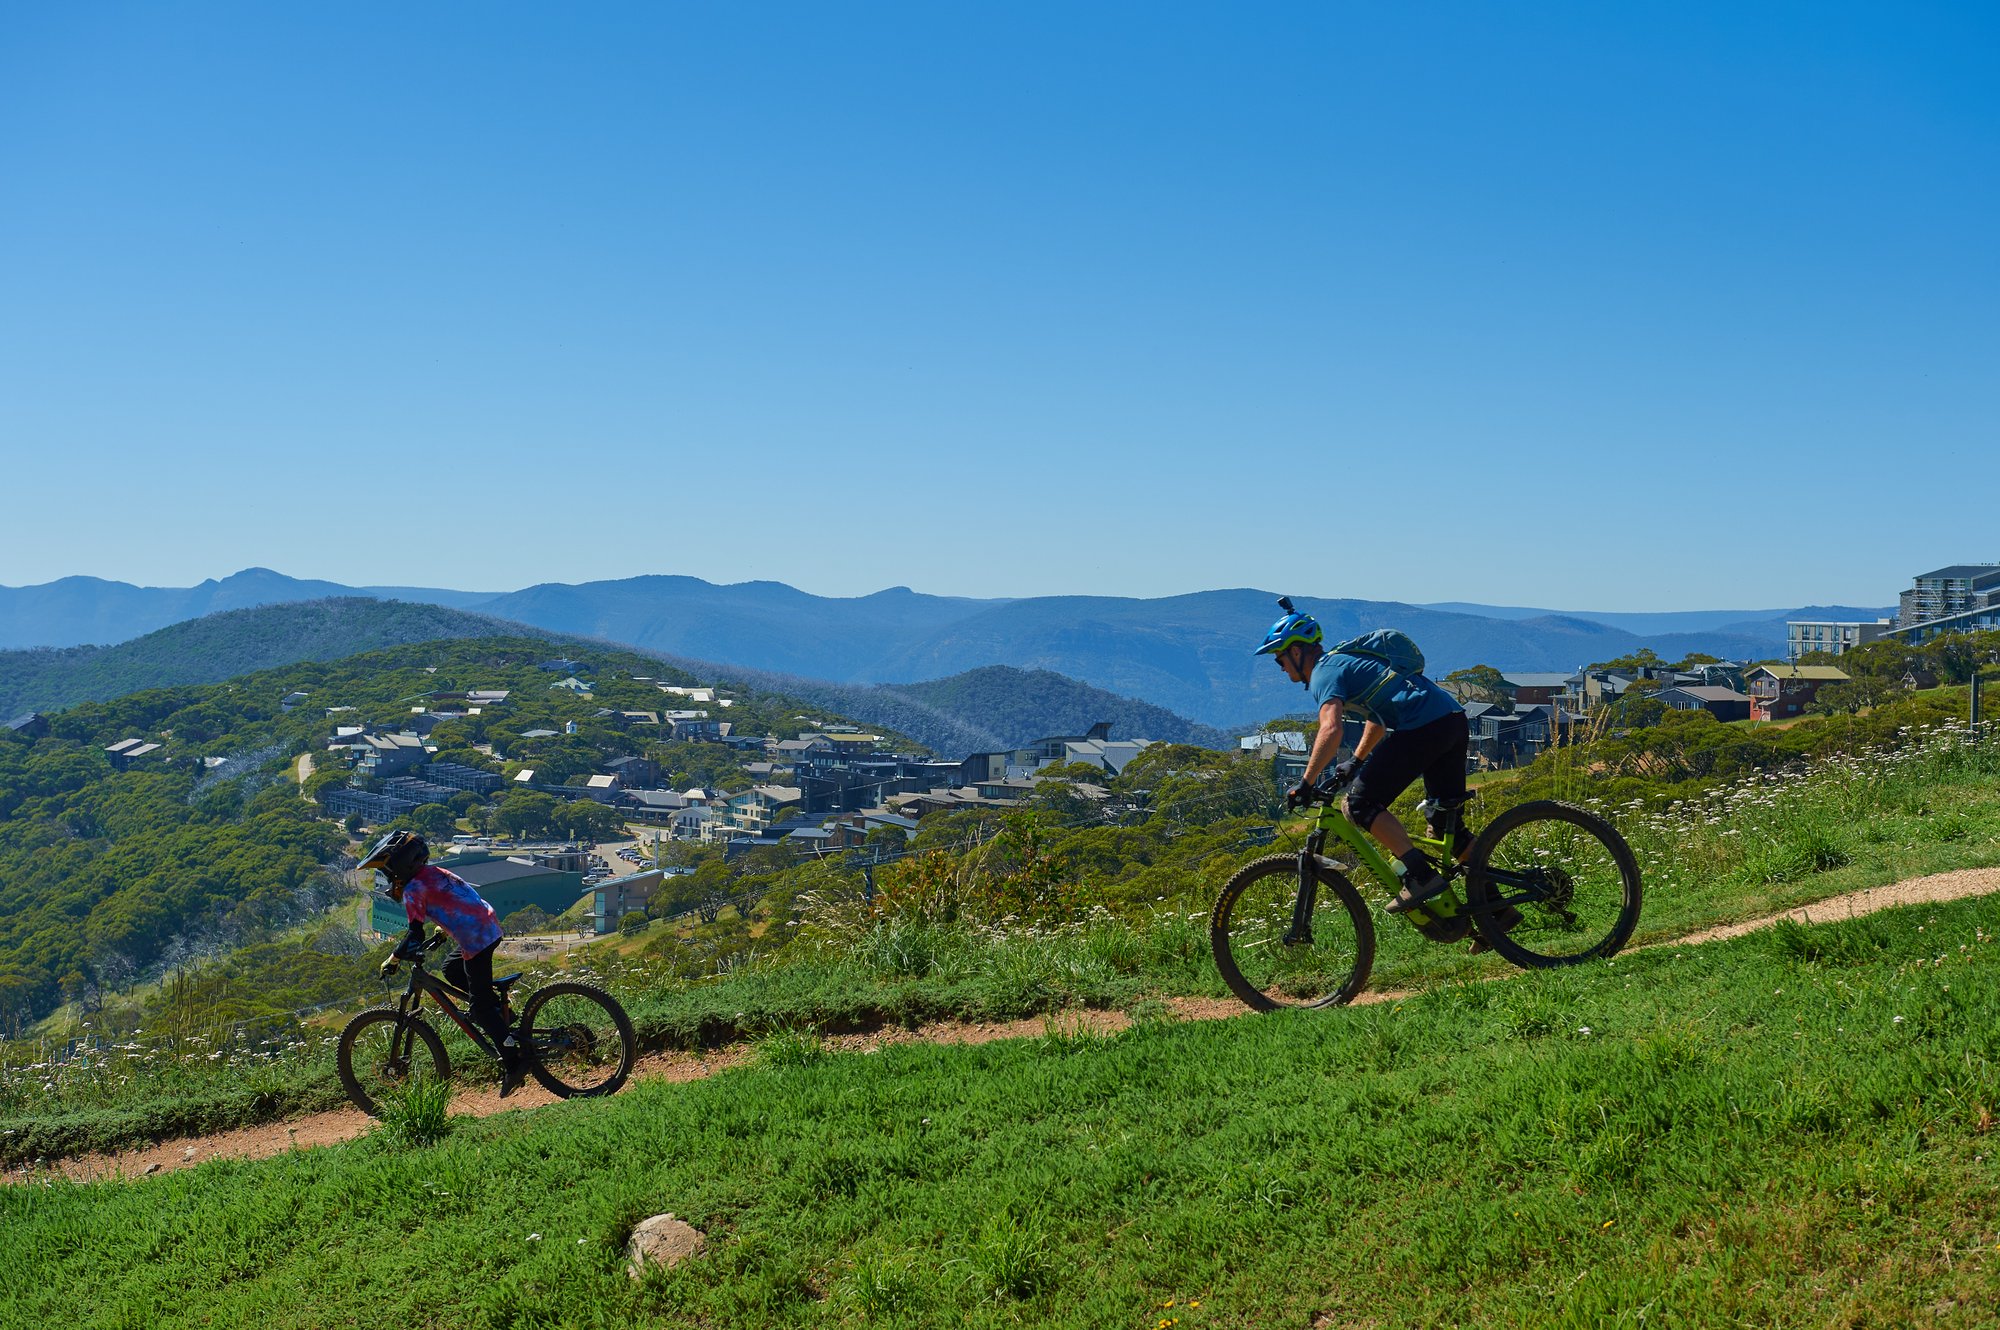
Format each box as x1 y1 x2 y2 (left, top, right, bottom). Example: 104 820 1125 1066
18 865 2000 1186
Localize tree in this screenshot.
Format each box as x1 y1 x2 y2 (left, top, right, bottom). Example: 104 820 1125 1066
619 910 648 935
492 791 559 839
503 905 551 934
401 803 456 839
1924 634 1981 685
1669 652 1723 671
1442 665 1512 709
559 799 624 842
1594 648 1664 674
1603 688 1667 730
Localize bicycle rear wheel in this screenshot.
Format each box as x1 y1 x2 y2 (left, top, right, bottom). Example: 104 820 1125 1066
1463 800 1642 968
1211 854 1375 1011
337 1009 451 1118
521 981 636 1098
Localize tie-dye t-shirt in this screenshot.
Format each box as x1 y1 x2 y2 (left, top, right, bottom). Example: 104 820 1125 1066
403 865 502 954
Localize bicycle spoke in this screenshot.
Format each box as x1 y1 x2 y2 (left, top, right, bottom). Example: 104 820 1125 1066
522 982 635 1099
1211 856 1374 1010
1466 802 1641 967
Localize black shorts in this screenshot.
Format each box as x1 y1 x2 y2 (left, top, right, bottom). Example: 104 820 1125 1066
1345 710 1469 827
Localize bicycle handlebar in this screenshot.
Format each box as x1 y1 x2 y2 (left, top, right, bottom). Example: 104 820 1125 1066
1288 772 1352 810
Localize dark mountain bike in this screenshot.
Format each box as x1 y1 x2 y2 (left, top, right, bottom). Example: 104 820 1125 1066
1211 774 1642 1011
337 931 636 1117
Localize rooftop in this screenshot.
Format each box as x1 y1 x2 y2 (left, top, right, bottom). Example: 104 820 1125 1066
1669 686 1752 702
1915 564 2000 582
1750 664 1850 682
1500 671 1573 689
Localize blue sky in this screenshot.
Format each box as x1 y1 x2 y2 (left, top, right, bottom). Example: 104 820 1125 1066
2 3 1993 609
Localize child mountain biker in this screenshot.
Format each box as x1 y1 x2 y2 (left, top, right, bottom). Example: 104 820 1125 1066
1257 599 1520 949
359 829 529 1096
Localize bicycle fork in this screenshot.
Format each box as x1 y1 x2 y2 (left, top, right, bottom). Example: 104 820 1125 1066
1282 837 1324 946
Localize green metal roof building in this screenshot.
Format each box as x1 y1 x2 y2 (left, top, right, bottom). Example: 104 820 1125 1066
367 852 588 935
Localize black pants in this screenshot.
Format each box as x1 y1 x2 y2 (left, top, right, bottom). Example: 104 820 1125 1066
444 941 514 1051
1344 710 1470 832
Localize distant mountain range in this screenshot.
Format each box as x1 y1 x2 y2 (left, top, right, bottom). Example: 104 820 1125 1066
0 568 1895 729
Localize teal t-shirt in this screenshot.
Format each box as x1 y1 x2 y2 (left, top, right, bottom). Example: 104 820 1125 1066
1308 652 1462 730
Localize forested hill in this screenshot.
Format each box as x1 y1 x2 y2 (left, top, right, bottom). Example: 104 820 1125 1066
886 666 1234 751
643 660 1234 755
0 636 898 1031
0 568 498 649
0 599 556 719
3 600 1230 759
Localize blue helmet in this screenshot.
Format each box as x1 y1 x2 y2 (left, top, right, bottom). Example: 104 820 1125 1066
1256 597 1323 656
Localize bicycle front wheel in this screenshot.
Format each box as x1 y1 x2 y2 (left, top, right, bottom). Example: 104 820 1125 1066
1463 800 1642 968
1211 854 1376 1011
522 981 636 1098
337 1009 451 1118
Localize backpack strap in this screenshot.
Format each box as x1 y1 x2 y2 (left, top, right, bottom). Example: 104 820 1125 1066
1345 658 1406 719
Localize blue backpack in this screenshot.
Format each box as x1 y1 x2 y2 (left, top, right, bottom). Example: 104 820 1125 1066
1332 629 1427 714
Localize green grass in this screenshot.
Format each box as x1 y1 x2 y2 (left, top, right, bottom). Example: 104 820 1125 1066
7 724 2000 1165
375 1073 454 1148
8 890 2000 1327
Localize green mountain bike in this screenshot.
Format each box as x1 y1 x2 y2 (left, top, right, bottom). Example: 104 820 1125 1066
336 931 636 1116
1211 777 1642 1010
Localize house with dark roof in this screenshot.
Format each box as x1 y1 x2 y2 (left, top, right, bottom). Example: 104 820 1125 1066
1499 672 1572 706
603 755 660 788
1656 685 1752 723
621 789 689 824
356 732 429 778
1463 704 1563 770
4 713 51 739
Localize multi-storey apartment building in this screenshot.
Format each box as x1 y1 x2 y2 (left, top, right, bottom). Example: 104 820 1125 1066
1898 564 2000 628
1786 618 1892 661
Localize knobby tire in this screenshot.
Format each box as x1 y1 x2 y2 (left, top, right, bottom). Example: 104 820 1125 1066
1212 853 1376 1011
520 981 636 1099
1463 800 1642 968
336 1008 451 1118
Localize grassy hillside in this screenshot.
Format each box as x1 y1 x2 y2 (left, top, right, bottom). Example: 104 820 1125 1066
7 888 1998 1327
8 706 1997 1167
0 598 555 718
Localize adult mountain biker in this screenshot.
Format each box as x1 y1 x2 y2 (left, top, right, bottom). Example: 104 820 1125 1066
1258 602 1519 946
359 829 528 1096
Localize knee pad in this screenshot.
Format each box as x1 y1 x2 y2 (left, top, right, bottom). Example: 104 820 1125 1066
1343 786 1389 831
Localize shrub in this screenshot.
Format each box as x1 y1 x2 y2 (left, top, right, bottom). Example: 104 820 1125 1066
754 1024 826 1067
377 1073 453 1147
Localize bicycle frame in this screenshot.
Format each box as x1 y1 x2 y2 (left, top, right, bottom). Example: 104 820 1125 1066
1286 799 1473 941
388 948 509 1062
